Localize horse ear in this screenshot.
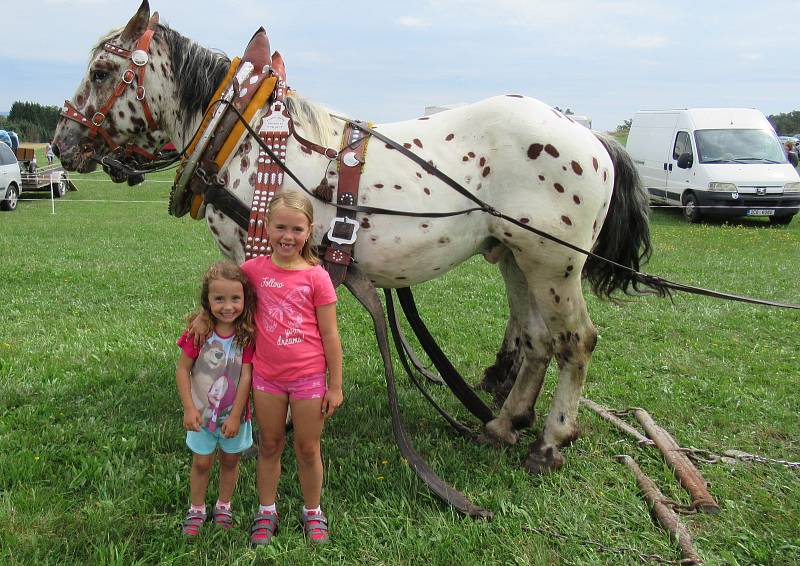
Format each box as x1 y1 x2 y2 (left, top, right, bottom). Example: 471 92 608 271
120 0 151 43
149 11 160 27
271 51 286 82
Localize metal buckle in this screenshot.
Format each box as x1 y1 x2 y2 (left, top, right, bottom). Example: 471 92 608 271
92 112 106 126
136 85 146 101
122 69 135 84
326 216 359 245
131 49 149 67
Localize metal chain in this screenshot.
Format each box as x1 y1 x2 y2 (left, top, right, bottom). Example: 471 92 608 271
681 447 800 470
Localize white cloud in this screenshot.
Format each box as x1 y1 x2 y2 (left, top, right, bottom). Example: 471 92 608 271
397 16 432 29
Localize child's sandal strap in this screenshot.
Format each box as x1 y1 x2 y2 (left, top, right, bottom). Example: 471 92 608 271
181 509 206 537
212 507 234 528
301 511 330 544
250 511 279 546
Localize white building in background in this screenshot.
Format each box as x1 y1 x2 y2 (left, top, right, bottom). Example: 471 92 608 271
571 115 592 129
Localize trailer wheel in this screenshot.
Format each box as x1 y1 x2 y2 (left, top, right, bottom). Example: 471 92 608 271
52 178 67 198
1 184 19 211
682 193 701 223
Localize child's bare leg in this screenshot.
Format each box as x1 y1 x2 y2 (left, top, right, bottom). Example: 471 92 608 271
290 397 326 509
190 453 215 506
253 391 290 505
217 451 241 503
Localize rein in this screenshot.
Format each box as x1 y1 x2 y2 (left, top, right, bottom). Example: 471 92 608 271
208 98 800 311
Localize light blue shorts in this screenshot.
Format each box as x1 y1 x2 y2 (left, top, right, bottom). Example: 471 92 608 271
186 420 253 456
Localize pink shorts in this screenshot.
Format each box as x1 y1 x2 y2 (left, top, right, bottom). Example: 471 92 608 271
253 372 327 400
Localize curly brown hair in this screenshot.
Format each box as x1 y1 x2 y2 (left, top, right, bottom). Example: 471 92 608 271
196 260 256 347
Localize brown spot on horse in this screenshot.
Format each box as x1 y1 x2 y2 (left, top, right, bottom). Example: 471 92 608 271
360 217 371 229
446 133 455 141
482 166 491 177
571 161 583 175
554 183 565 193
573 195 581 205
561 215 573 226
413 138 423 148
528 143 543 159
592 157 599 172
545 144 559 158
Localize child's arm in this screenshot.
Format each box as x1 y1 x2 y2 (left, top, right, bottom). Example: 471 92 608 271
317 302 343 418
221 363 253 438
176 351 202 432
185 311 212 348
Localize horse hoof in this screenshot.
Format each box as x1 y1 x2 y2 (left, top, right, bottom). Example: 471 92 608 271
510 410 536 431
485 418 519 445
523 439 564 475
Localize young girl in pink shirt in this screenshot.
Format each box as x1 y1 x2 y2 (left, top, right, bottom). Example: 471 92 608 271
242 192 343 545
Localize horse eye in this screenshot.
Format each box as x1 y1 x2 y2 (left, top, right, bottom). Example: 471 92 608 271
91 70 110 83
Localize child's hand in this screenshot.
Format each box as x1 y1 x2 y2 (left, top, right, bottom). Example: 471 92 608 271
221 417 241 438
183 407 202 432
321 388 343 418
185 312 212 347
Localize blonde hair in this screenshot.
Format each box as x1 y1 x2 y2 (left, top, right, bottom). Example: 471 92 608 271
196 260 256 347
267 192 320 265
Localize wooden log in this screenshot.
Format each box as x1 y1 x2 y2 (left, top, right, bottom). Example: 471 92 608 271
616 455 703 565
580 397 654 446
633 408 720 514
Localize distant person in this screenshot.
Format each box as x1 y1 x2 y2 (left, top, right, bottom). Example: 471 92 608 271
785 141 798 167
46 142 55 165
28 156 37 174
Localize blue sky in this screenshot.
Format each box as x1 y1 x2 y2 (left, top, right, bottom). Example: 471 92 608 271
1 0 796 132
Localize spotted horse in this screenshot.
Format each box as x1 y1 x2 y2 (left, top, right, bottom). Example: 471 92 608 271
54 1 667 502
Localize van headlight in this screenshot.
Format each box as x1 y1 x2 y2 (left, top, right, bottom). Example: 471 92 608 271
784 182 800 193
708 182 737 192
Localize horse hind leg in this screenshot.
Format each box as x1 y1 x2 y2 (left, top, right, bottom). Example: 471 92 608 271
522 279 598 474
484 261 554 444
477 252 526 406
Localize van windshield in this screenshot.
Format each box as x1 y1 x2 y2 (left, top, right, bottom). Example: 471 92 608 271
695 129 787 164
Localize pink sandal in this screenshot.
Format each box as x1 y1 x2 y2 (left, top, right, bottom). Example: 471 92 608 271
181 509 206 538
250 510 279 546
301 510 330 544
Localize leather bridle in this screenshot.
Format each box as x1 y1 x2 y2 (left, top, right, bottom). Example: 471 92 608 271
60 24 161 166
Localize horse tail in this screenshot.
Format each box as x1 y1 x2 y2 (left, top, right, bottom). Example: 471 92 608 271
584 133 669 298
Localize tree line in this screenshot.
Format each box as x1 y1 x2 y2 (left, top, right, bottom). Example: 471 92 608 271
0 101 61 143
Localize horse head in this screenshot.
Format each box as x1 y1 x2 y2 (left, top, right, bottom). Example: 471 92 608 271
53 0 174 183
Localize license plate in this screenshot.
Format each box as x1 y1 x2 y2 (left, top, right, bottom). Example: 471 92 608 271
747 208 775 216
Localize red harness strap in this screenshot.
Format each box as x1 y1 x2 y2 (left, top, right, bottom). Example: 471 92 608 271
323 123 370 287
60 26 159 160
245 56 290 259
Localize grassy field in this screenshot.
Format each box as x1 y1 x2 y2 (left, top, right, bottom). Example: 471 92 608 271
1 159 798 565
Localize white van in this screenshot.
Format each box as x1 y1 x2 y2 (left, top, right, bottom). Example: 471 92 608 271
626 108 800 224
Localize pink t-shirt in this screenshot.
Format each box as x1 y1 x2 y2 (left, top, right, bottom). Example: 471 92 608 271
241 256 337 381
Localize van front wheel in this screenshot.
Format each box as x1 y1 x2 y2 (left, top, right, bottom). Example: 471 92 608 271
682 193 701 223
768 214 793 226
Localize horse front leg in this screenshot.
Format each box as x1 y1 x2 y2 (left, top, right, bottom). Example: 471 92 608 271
523 282 597 474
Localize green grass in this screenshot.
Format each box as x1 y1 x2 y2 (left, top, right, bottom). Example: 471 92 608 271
1 167 799 565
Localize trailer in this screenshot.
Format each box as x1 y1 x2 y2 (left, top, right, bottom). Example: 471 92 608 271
15 147 76 198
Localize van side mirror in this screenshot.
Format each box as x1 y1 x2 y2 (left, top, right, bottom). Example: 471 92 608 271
677 152 693 169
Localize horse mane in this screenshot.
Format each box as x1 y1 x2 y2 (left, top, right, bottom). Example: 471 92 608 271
156 25 231 125
285 93 340 149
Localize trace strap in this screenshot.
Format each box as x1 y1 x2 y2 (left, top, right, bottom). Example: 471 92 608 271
211 100 800 310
